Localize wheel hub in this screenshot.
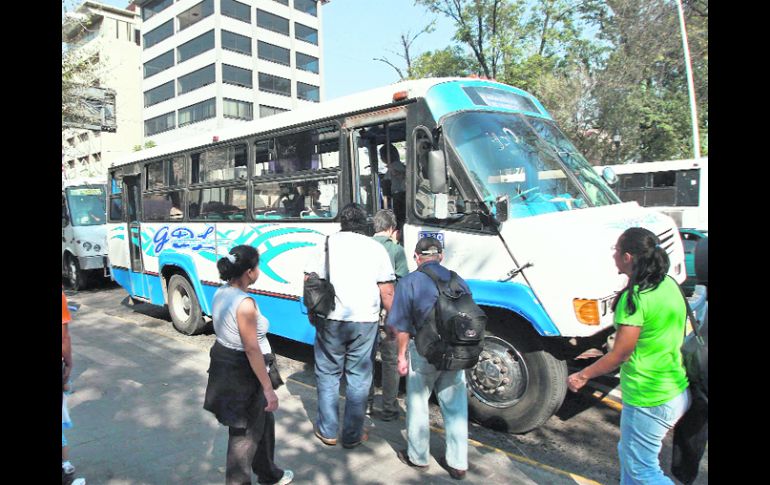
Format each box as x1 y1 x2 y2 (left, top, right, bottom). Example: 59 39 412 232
468 336 528 408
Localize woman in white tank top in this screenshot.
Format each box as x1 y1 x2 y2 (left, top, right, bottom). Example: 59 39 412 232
203 245 294 485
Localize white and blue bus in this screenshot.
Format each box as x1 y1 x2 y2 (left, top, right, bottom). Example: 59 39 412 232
62 178 109 290
596 158 708 231
107 78 686 433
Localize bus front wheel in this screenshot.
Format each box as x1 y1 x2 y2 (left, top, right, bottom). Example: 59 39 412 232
64 254 87 291
467 321 567 434
167 275 206 335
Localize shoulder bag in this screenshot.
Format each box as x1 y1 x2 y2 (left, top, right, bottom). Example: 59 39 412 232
302 236 336 326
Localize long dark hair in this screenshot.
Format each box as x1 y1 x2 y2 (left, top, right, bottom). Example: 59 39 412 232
216 245 260 282
611 227 670 315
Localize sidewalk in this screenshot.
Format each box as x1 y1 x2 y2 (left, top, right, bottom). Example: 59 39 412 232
65 302 600 485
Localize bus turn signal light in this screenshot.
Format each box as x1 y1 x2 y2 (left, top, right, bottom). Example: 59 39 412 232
392 90 409 102
573 299 600 325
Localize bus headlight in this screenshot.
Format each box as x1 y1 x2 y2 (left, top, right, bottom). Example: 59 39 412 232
83 242 92 251
573 299 600 325
94 244 101 252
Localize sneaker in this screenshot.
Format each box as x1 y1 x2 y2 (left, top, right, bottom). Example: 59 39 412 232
341 429 369 449
313 424 337 446
447 466 466 480
365 402 374 416
275 470 294 485
395 449 428 470
62 461 76 474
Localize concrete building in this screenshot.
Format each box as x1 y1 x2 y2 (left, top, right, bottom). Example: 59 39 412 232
62 1 143 181
136 0 327 146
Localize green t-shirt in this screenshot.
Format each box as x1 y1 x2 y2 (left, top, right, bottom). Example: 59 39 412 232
614 276 689 407
373 235 409 280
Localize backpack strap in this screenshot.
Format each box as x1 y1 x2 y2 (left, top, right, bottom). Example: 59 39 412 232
417 264 449 294
670 276 703 342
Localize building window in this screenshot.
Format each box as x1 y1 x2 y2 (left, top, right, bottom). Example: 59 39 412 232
272 0 289 5
178 64 216 95
143 19 173 49
294 0 318 16
258 73 291 97
222 30 252 55
145 111 176 136
297 82 320 102
93 153 102 162
178 0 214 31
295 23 318 45
222 0 251 23
178 98 216 127
296 52 319 73
224 98 254 120
259 105 288 118
142 0 173 21
144 50 175 78
258 41 290 66
223 64 253 88
78 132 89 143
177 30 215 63
256 9 289 36
144 80 175 107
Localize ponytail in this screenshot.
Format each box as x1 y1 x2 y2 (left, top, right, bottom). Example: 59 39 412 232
611 228 670 316
217 245 259 281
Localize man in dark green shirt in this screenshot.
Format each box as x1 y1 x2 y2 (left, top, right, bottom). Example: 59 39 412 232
368 209 409 420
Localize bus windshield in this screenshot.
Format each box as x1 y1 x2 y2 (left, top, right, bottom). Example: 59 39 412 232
443 111 619 219
66 186 106 226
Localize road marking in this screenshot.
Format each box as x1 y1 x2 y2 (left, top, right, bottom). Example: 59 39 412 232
286 376 603 485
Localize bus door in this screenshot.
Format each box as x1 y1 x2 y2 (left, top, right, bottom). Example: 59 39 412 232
123 175 150 299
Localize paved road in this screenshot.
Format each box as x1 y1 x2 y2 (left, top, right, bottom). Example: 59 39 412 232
66 281 707 484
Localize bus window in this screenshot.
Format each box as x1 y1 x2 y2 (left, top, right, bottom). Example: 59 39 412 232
142 191 184 221
109 169 124 222
189 187 248 221
191 144 247 183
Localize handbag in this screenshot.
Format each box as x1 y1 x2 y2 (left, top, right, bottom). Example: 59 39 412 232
264 353 284 390
302 236 336 325
670 279 708 484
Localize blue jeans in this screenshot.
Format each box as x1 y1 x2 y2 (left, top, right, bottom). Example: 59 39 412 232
314 318 378 444
619 388 691 485
405 340 468 470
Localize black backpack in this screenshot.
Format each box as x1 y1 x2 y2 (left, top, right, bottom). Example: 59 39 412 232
414 265 487 370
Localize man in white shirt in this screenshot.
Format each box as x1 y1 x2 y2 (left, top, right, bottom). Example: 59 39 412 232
304 203 395 449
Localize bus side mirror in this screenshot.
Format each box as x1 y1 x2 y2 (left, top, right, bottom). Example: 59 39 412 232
427 150 448 194
602 166 618 186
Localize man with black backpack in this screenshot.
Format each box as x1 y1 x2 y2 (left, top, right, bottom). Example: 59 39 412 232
386 237 485 481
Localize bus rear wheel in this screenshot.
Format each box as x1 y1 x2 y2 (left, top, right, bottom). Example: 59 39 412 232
467 321 567 434
167 275 206 335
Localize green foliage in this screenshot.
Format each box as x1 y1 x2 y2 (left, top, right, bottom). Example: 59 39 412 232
409 0 708 164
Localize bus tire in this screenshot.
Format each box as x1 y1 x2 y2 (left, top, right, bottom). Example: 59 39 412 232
167 274 206 335
64 253 87 291
467 322 567 434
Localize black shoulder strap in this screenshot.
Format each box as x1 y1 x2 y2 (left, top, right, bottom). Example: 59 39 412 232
417 264 448 294
324 236 330 280
672 276 701 340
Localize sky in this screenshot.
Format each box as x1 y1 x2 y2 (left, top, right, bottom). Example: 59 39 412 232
87 0 457 100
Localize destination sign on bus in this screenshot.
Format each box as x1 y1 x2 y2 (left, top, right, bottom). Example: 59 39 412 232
462 86 540 114
69 188 103 196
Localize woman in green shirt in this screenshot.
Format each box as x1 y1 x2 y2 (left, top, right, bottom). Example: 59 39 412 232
567 227 690 485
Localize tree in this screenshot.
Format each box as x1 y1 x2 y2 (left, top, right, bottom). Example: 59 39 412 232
374 23 436 80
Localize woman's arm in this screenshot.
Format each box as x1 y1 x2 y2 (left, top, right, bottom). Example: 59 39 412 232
567 324 641 392
237 299 278 412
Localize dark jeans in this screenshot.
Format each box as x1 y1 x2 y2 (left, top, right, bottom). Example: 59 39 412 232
226 410 284 485
368 324 401 419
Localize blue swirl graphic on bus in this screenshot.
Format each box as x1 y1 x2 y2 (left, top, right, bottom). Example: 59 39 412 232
152 226 216 256
226 225 320 284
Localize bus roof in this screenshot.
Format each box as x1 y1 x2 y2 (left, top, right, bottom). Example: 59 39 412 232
62 177 107 189
108 77 541 170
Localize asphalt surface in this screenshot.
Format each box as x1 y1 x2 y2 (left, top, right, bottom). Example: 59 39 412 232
64 280 708 484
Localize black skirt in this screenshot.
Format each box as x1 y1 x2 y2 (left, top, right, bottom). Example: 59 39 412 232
203 340 265 429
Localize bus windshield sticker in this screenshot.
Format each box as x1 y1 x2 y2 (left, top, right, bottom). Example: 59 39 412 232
418 231 445 247
69 188 104 196
462 86 540 114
